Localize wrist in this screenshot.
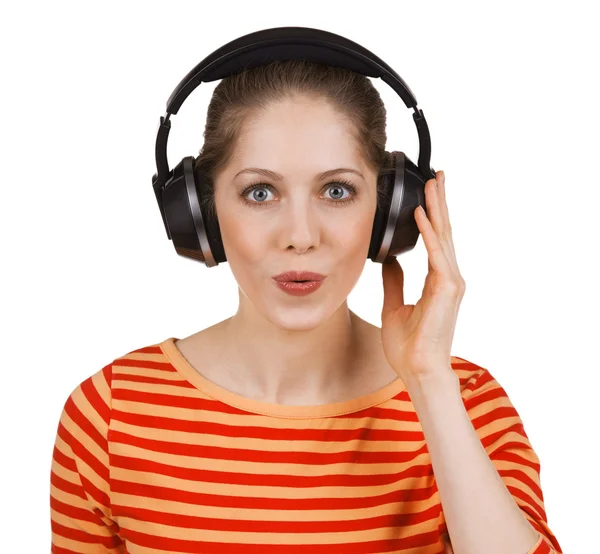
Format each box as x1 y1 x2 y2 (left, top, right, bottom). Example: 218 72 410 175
404 368 459 398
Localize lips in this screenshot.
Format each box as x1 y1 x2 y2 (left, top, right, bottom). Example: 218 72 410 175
272 271 326 283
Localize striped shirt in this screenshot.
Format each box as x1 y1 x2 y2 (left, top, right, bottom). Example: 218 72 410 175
50 336 563 553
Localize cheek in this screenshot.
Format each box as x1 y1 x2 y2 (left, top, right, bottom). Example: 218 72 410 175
217 213 269 290
228 223 269 261
334 215 374 258
333 216 374 290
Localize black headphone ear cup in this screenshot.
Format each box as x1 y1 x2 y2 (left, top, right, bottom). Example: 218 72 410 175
193 160 227 265
369 151 428 262
368 155 395 262
160 156 226 266
392 153 427 255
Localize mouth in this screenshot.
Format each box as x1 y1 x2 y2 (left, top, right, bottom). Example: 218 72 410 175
272 271 327 283
272 277 325 296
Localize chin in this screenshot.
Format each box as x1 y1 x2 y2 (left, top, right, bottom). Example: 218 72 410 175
266 302 333 332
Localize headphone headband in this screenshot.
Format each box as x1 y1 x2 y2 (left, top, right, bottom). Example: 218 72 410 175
165 26 418 114
152 26 435 245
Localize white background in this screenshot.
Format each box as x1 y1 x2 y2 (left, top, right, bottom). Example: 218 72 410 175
1 1 597 551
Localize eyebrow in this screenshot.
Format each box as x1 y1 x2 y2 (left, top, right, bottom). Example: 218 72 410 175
234 167 364 181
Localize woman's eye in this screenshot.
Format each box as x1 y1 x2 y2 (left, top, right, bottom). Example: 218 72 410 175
244 185 272 203
324 184 352 201
240 181 357 207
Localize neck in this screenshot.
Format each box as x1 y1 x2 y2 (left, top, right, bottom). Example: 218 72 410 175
215 294 367 405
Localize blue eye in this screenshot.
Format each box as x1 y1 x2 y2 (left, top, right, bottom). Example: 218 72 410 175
239 179 358 208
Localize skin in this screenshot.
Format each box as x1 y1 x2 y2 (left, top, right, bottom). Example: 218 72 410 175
175 93 401 406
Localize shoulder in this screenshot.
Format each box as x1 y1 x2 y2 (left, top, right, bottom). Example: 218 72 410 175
449 355 510 404
450 355 488 385
59 339 166 432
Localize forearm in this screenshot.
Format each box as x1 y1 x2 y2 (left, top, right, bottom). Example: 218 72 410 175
406 371 541 554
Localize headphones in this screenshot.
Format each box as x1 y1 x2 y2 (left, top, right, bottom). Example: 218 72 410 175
151 26 436 267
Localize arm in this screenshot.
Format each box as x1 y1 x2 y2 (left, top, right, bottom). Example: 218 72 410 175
406 363 562 554
50 364 125 553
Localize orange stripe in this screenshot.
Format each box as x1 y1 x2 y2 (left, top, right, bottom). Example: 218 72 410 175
49 340 563 553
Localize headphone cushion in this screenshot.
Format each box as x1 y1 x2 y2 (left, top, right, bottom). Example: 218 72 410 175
368 151 428 261
193 162 227 264
368 164 396 261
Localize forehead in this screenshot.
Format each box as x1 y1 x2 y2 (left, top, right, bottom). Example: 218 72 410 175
232 98 363 167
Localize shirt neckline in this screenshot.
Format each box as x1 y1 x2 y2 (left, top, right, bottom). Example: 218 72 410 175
158 336 407 419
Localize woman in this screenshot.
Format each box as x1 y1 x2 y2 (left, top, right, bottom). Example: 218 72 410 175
50 59 562 553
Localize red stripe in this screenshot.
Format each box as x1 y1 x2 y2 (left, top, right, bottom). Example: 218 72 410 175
48 347 562 553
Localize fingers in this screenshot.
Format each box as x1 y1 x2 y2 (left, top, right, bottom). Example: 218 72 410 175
435 171 451 233
425 175 445 237
415 204 452 277
421 171 463 282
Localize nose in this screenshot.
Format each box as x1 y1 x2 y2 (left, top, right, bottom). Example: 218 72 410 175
278 195 321 254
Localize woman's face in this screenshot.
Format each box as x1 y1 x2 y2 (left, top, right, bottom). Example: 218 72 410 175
213 95 379 331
